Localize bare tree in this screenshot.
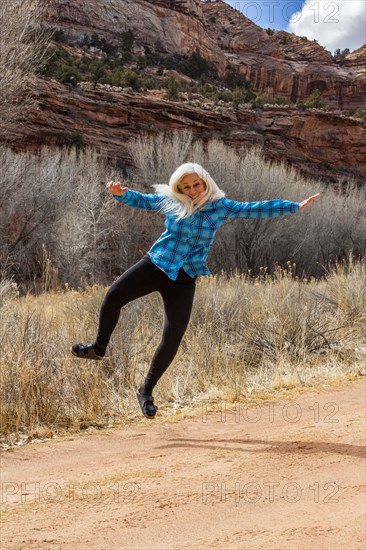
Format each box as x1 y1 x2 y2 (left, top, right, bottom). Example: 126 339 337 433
127 131 194 187
1 136 365 289
0 0 51 133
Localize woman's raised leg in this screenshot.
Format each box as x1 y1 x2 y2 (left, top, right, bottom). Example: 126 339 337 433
72 258 160 358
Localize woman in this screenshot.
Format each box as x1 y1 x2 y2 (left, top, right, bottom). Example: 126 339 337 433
72 163 320 418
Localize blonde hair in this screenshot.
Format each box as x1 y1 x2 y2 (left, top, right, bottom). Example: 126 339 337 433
154 163 225 219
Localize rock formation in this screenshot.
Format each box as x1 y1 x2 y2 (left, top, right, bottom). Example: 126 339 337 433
43 0 227 71
12 78 365 185
4 0 365 185
42 0 366 112
202 1 365 112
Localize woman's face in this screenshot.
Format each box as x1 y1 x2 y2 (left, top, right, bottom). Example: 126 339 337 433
179 173 206 201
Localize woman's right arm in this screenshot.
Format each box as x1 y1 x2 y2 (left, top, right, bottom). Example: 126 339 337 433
106 181 163 211
107 181 128 196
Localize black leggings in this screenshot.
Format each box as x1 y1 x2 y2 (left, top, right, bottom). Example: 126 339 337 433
95 256 196 394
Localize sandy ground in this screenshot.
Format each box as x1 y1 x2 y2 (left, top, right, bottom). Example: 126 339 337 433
1 379 365 550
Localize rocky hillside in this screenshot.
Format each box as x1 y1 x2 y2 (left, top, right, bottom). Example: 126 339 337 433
6 0 366 184
203 2 366 112
14 77 365 185
42 0 365 111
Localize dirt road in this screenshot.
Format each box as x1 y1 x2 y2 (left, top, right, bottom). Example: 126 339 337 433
1 379 365 550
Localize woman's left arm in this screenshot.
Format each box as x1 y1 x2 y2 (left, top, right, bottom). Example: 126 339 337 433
222 194 320 220
298 193 320 211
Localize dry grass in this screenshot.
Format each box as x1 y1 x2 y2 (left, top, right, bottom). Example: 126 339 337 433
1 260 365 443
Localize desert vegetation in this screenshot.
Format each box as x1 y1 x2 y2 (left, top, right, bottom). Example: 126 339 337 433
1 134 365 289
355 102 366 124
1 134 365 443
1 257 365 442
0 0 51 132
0 3 364 443
41 39 258 108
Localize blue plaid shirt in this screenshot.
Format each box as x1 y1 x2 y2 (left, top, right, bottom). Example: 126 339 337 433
115 190 299 280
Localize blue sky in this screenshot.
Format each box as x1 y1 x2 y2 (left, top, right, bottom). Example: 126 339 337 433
223 1 303 30
222 0 366 52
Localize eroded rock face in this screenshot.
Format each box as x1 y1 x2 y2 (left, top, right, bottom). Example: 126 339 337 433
7 0 365 185
344 44 366 66
43 0 227 72
11 78 366 185
43 0 365 111
202 1 365 111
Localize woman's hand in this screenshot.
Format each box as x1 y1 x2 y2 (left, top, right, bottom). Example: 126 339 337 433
299 193 320 211
106 181 128 196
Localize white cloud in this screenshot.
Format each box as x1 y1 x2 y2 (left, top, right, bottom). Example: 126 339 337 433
287 0 366 53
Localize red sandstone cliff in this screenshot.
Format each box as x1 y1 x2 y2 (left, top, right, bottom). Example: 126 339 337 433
43 0 226 72
201 1 365 112
42 0 366 112
12 78 365 185
5 0 366 185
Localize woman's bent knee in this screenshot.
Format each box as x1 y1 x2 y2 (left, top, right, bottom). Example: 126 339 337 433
102 285 125 310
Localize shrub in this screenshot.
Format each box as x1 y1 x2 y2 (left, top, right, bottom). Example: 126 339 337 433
41 45 74 78
253 96 264 108
165 75 180 100
0 147 118 288
123 70 141 90
0 260 364 437
137 55 147 70
225 71 252 91
180 50 214 80
143 46 161 67
232 87 254 109
55 65 80 87
105 67 122 87
273 96 288 105
216 89 233 103
90 58 107 89
81 32 115 56
52 27 66 43
198 83 217 99
355 103 366 124
333 48 350 61
128 133 366 278
57 131 86 151
121 29 134 54
305 89 326 109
